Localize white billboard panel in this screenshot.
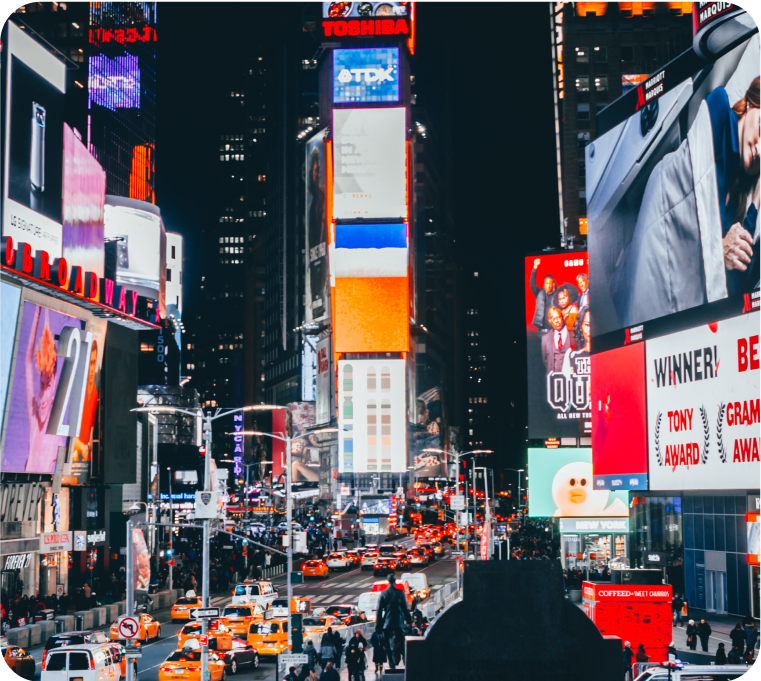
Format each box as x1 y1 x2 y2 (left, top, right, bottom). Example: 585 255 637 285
332 107 406 220
338 358 406 473
316 337 332 425
646 313 760 491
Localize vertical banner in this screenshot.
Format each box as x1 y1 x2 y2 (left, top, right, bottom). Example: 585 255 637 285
315 337 331 425
132 527 150 593
305 131 329 324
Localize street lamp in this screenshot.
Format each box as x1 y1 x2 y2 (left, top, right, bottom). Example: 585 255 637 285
131 402 275 681
503 468 525 519
232 424 340 650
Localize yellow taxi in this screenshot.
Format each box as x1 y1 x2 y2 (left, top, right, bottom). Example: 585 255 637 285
0 638 35 680
218 602 265 636
245 612 290 657
301 615 347 640
110 613 161 642
177 621 234 652
158 645 226 681
302 559 329 579
171 595 203 622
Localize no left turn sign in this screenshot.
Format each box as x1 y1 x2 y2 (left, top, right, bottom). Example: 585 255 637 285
118 616 139 639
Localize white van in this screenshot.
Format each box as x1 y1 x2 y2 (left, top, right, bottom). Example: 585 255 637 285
42 643 120 681
357 592 380 622
232 580 278 608
634 665 749 681
400 572 430 601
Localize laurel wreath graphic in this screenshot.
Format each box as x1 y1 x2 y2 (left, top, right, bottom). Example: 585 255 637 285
700 405 709 464
654 411 663 466
717 402 727 464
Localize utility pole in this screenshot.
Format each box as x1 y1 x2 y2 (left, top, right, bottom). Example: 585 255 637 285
286 433 293 650
201 416 212 681
471 464 477 557
125 518 135 681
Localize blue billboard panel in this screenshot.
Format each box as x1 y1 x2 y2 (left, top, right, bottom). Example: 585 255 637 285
89 55 140 109
333 48 399 103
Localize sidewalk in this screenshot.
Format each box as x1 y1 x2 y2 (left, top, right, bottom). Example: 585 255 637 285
671 610 755 661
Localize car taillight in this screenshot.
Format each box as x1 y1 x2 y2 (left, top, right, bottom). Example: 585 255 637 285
187 667 200 671
90 657 95 669
41 657 46 671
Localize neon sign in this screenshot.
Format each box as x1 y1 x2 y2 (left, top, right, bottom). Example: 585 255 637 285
89 26 156 45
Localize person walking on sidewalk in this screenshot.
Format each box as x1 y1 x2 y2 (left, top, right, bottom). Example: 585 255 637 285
623 641 634 680
672 594 684 627
715 642 727 665
635 644 649 664
319 661 340 681
730 622 747 653
697 618 712 652
370 630 386 673
375 573 412 672
742 612 757 655
686 620 698 650
319 632 336 671
667 642 678 660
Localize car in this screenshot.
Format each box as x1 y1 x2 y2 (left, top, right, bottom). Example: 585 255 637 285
110 613 161 642
357 592 381 622
632 665 749 681
407 548 429 565
326 552 350 571
373 558 397 575
419 543 436 560
109 643 138 680
42 643 122 681
302 559 329 579
158 645 226 681
171 595 203 621
301 615 347 639
245 616 290 656
345 550 361 566
323 605 367 626
177 621 233 651
230 580 278 608
371 580 415 609
43 631 111 663
361 551 380 570
1 639 35 680
392 552 410 569
400 572 430 601
219 603 266 636
431 541 444 555
215 637 260 674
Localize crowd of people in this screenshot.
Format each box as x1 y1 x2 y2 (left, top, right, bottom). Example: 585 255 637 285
507 520 558 561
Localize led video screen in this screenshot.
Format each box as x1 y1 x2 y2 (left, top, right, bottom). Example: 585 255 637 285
333 48 399 103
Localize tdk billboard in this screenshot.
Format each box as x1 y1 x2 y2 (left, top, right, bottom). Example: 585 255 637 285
333 48 399 104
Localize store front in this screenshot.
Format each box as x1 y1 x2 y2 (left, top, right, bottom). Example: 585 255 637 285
38 531 73 597
558 517 629 571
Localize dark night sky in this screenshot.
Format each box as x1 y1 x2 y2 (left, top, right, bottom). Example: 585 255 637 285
155 3 560 474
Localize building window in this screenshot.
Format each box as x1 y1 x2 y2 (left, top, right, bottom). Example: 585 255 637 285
578 161 586 179
575 46 589 63
576 77 590 92
594 46 608 63
577 103 590 121
579 190 587 213
595 76 608 92
577 132 590 149
621 46 634 63
171 245 176 259
166 268 172 282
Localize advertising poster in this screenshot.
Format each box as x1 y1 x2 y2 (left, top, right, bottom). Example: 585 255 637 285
591 343 648 490
332 107 406 219
1 301 89 474
286 402 320 483
333 48 399 103
409 386 444 476
132 527 150 593
88 54 140 110
69 316 108 484
586 34 760 339
3 22 66 258
338 358 407 473
525 253 590 438
315 336 332 425
359 496 391 515
323 2 410 17
0 282 22 431
527 448 629 518
646 312 760 491
62 124 106 289
305 131 329 324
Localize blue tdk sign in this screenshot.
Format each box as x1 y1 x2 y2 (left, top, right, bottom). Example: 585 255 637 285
333 48 399 103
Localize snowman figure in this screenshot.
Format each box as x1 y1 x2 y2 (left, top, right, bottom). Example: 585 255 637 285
551 461 628 517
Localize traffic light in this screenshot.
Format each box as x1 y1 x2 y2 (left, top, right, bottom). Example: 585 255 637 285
438 509 444 521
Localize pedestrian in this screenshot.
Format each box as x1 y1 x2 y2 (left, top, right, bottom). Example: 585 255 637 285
686 620 698 651
303 637 317 670
672 593 684 627
742 612 757 655
730 622 747 653
319 632 336 670
348 643 366 681
728 645 743 664
370 630 386 674
319 661 340 681
375 573 412 672
635 644 649 663
667 642 677 660
715 642 727 665
332 627 344 669
623 641 634 680
284 666 299 681
307 669 320 681
697 618 712 652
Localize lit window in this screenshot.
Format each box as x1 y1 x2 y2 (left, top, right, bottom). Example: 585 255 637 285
575 46 589 63
594 46 607 63
594 76 608 91
576 77 590 92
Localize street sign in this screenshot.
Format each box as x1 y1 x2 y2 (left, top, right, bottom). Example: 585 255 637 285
117 616 139 640
279 653 309 666
199 634 208 646
450 495 465 511
450 551 464 556
190 607 221 619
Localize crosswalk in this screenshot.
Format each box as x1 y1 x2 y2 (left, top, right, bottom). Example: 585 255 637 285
296 581 450 605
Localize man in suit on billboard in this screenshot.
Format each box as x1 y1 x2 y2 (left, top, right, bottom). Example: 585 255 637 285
541 306 571 374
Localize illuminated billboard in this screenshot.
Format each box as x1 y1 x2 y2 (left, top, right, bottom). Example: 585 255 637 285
524 252 590 438
324 2 410 17
104 196 166 315
63 124 106 288
1 299 106 476
3 21 65 259
586 33 760 342
338 358 406 473
333 48 399 103
527 448 629 518
0 282 22 432
332 107 407 219
591 342 648 490
305 131 329 324
646 312 760 491
332 222 409 352
88 55 140 110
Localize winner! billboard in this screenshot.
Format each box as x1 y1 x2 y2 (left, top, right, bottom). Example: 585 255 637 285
525 252 590 439
646 312 760 491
